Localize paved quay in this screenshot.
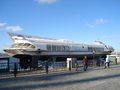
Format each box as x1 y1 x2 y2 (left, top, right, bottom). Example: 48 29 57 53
0 65 120 90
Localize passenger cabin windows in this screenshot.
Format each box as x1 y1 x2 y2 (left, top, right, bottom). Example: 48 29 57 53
46 44 104 52
57 46 61 51
47 45 70 52
88 47 93 52
88 46 104 52
52 45 56 51
47 45 51 51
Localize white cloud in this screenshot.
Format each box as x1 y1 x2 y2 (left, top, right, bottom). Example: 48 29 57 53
34 0 59 4
95 18 106 25
0 22 7 28
0 22 23 32
6 25 23 32
86 18 107 28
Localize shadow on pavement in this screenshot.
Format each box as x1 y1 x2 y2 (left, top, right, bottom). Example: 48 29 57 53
0 70 84 84
0 71 120 90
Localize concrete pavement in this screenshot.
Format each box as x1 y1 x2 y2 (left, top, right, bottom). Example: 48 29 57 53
0 65 120 90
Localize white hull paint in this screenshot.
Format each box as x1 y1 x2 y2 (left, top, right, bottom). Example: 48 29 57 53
4 33 114 57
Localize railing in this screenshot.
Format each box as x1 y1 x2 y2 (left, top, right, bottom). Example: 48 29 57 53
0 60 106 74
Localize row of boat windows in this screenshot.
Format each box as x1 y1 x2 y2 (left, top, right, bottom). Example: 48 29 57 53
47 45 70 51
46 45 105 52
11 43 35 49
88 47 104 52
11 43 105 52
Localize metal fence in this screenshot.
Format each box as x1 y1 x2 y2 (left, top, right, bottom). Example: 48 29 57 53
0 59 106 74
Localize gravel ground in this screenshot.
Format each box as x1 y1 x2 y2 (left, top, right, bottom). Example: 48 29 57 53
0 65 120 90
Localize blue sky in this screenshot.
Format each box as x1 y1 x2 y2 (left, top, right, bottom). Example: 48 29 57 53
0 0 120 52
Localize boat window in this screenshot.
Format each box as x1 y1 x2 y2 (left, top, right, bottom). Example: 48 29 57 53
23 43 31 48
62 46 65 51
56 46 62 51
65 46 70 51
31 45 35 48
88 47 93 52
47 45 51 51
11 43 35 49
52 45 56 51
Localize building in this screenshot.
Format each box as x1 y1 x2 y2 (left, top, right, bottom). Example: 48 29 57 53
0 53 10 72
